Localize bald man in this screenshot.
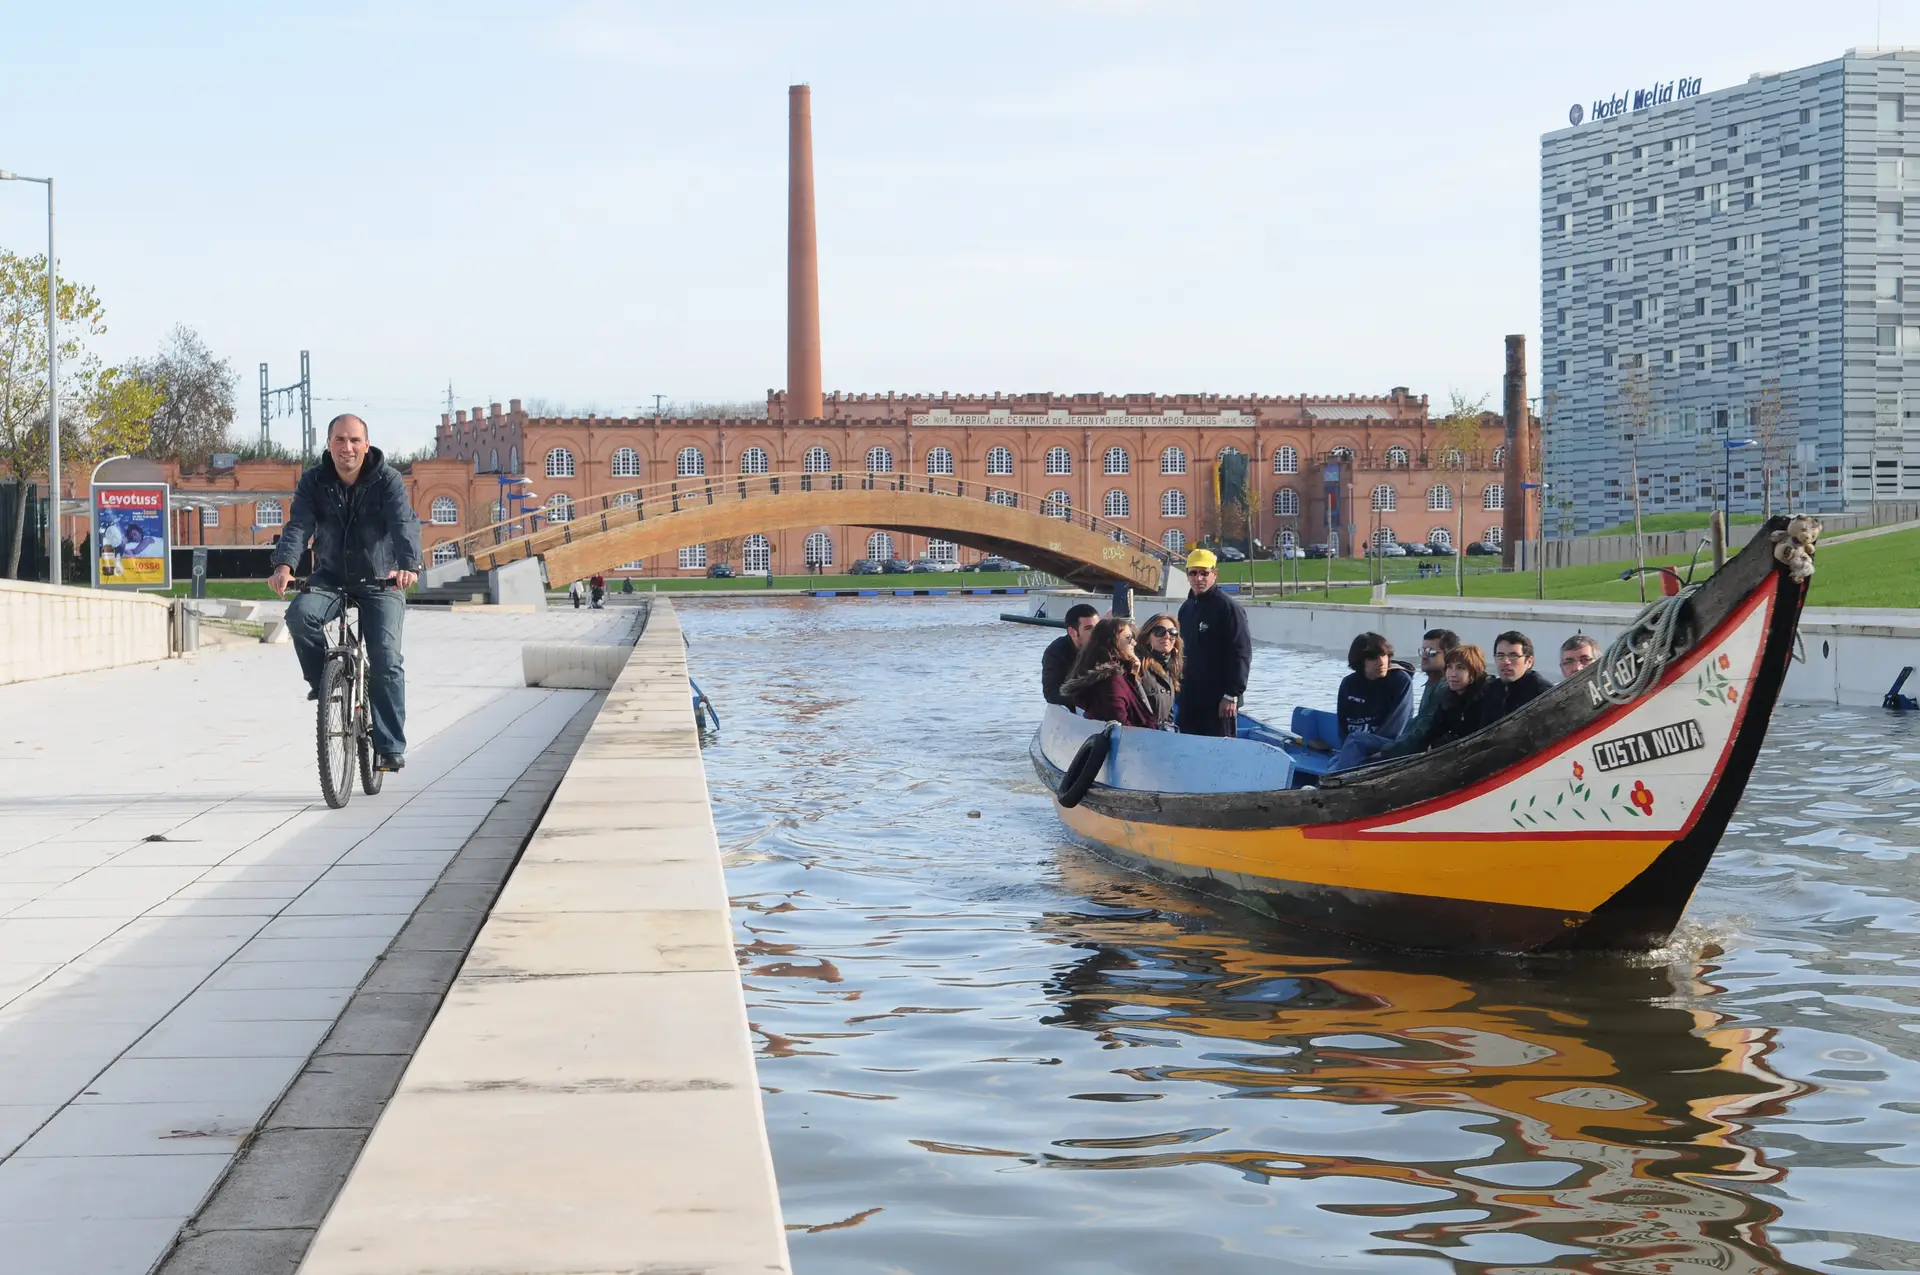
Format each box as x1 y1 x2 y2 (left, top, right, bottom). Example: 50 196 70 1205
269 414 423 772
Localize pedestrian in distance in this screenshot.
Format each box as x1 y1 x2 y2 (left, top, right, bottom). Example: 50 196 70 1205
569 580 584 609
1060 617 1158 729
590 574 606 608
1042 603 1101 707
1175 548 1251 738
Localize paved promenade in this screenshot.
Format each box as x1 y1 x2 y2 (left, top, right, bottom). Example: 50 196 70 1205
0 608 634 1275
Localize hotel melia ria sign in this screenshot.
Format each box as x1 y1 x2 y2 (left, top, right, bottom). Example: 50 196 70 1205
1569 76 1702 126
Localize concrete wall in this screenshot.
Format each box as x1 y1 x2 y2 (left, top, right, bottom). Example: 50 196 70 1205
300 597 791 1275
0 580 171 685
1243 595 1919 709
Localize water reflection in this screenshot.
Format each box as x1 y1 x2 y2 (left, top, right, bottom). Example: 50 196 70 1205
682 598 1920 1275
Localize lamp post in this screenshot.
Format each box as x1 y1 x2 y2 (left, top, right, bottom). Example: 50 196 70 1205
1723 438 1758 535
0 170 57 585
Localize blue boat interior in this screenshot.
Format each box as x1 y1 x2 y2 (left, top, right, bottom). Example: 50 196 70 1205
1236 708 1339 785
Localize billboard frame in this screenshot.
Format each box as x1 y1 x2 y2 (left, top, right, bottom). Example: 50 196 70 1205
90 481 173 591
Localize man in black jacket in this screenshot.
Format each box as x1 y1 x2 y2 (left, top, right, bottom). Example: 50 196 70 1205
1175 549 1251 737
1479 629 1553 727
1042 603 1100 706
268 415 423 771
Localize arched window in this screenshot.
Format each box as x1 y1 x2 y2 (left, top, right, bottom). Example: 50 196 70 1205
676 446 706 477
1104 446 1130 475
678 544 707 569
255 498 284 526
1273 488 1299 517
867 446 894 474
431 540 461 565
1046 446 1073 475
1492 445 1507 467
1043 490 1072 518
489 448 499 472
1483 484 1505 510
803 445 832 473
611 447 641 477
866 531 895 561
1484 526 1504 547
1161 446 1187 475
926 446 955 475
988 488 1016 507
926 538 957 564
430 496 459 524
1161 489 1188 517
1427 485 1452 511
507 445 519 473
489 500 506 523
1103 489 1130 518
1280 529 1297 551
474 455 482 475
1428 527 1453 549
804 530 833 566
1275 446 1299 474
1440 446 1463 469
986 446 1013 476
1386 445 1410 469
546 494 575 523
1161 527 1187 553
1330 446 1355 462
546 447 575 478
740 447 769 475
1371 485 1397 512
742 533 771 572
1372 527 1398 550
612 492 638 508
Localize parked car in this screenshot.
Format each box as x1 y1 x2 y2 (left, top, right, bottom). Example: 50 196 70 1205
849 559 885 575
967 555 1024 572
1466 541 1499 556
907 559 956 573
705 563 736 579
1398 541 1430 557
1303 543 1334 559
1217 545 1248 562
1273 545 1304 560
880 558 915 574
1425 542 1456 557
1364 543 1407 558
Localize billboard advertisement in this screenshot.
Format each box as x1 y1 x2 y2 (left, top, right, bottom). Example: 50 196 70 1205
92 483 172 590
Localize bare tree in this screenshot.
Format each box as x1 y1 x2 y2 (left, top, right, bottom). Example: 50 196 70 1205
1437 390 1488 597
129 325 236 468
708 535 743 569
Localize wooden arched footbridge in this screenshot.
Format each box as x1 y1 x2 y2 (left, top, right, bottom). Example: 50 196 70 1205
448 471 1177 594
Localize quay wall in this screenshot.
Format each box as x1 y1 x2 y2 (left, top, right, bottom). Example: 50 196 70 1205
300 597 790 1274
0 579 171 685
1242 596 1918 709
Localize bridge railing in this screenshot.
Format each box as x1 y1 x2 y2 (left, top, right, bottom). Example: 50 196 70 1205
455 471 1183 571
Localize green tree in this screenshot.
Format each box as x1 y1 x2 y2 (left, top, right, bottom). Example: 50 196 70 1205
1437 390 1488 596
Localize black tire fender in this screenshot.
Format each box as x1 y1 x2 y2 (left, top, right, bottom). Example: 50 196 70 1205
1057 723 1116 809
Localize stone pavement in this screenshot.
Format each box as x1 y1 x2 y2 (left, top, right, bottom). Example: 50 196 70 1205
0 607 636 1275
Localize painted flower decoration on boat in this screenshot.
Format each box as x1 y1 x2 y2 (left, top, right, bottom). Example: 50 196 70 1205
1572 760 1585 780
1718 653 1731 670
1727 685 1740 703
1515 768 1656 828
1630 780 1655 816
1696 652 1736 708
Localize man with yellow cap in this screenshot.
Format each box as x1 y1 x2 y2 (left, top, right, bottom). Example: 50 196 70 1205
1175 547 1251 737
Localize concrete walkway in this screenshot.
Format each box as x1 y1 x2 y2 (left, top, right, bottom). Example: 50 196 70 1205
0 609 634 1275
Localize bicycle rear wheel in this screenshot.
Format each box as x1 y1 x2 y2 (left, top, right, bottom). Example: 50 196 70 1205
317 657 355 809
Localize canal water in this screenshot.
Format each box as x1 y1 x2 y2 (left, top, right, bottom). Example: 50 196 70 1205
682 597 1920 1275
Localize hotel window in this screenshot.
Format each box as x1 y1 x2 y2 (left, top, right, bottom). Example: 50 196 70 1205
545 447 575 478
255 499 284 526
430 497 458 525
1045 446 1073 475
1483 484 1504 511
1103 446 1130 475
866 532 895 561
1043 490 1072 518
740 447 769 475
1274 445 1298 474
1160 446 1187 475
803 445 832 473
679 544 707 569
1880 96 1906 129
1161 528 1186 553
1103 489 1130 519
676 446 706 477
925 446 955 475
1370 485 1396 512
986 446 1014 476
1274 488 1299 517
546 494 574 523
1878 272 1905 303
804 531 833 566
1161 489 1187 517
611 446 641 477
1880 203 1904 245
867 446 894 474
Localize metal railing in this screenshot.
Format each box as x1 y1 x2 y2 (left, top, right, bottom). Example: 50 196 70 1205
453 470 1184 571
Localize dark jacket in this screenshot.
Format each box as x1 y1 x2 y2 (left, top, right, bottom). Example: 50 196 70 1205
1397 675 1446 743
1378 677 1492 759
272 448 422 587
1336 667 1414 740
1475 667 1554 730
1177 586 1251 704
1060 661 1158 728
1042 634 1079 707
1137 656 1177 727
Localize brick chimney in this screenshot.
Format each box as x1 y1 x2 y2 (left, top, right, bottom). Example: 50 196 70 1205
787 84 823 421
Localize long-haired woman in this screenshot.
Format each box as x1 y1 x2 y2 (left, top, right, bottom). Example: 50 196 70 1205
1135 612 1183 728
1060 617 1158 728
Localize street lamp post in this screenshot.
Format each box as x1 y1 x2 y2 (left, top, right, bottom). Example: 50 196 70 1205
1723 438 1758 537
0 170 57 585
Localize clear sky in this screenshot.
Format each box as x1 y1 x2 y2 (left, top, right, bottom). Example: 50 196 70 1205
1 1 1909 456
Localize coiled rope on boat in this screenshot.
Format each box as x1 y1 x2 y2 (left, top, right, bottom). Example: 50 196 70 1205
1597 584 1704 705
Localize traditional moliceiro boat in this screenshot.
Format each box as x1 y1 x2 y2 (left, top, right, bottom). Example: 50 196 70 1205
1031 515 1821 954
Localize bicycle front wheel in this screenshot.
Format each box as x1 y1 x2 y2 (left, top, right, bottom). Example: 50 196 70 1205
318 657 355 809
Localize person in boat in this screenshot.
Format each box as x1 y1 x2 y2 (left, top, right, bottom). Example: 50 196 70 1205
1375 643 1493 759
1559 633 1599 678
1136 612 1183 728
1393 628 1460 750
1478 630 1554 726
1059 617 1158 728
1175 549 1251 737
1327 632 1416 771
1042 603 1101 708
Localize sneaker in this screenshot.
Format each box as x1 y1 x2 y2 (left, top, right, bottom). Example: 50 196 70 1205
375 754 406 773
307 689 318 702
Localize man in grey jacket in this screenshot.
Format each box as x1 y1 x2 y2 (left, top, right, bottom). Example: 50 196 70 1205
268 414 422 771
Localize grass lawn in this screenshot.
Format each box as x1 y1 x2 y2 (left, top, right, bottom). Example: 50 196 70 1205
1587 512 1766 536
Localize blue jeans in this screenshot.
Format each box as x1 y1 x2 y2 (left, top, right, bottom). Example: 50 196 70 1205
287 584 408 759
1328 729 1394 773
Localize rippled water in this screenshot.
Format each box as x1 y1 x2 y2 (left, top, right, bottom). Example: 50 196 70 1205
683 597 1920 1275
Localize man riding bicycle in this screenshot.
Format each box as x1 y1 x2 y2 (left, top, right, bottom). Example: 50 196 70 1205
267 414 421 772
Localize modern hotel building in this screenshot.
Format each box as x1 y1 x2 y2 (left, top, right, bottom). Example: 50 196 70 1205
1540 47 1920 534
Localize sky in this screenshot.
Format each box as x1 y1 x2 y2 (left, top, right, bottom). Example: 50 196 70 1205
2 1 1913 456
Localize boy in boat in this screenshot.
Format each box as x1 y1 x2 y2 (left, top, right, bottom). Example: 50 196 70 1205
1175 549 1251 737
1042 603 1101 708
1479 630 1553 725
1327 633 1416 771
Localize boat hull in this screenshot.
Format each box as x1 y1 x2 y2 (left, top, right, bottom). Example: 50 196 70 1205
1033 520 1809 953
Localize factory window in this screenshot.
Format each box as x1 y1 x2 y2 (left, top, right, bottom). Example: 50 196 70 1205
201 506 219 528
679 544 707 570
676 447 706 477
1046 446 1073 475
546 494 574 523
927 538 957 564
1483 526 1504 547
1161 528 1187 554
255 499 284 526
926 446 955 475
1427 485 1452 511
1103 489 1130 519
1160 446 1187 475
803 445 832 473
611 446 641 477
432 541 461 566
988 488 1016 507
742 534 770 573
545 447 576 478
612 492 637 508
489 448 499 472
1104 446 1130 475
1370 485 1397 512
1043 490 1072 518
1492 445 1506 467
866 532 895 561
1385 446 1410 469
1274 488 1299 517
1371 527 1398 551
1428 528 1452 549
430 497 458 525
1483 484 1504 511
740 447 769 475
867 446 894 474
804 531 833 567
1275 445 1298 474
1161 489 1188 518
1440 447 1463 469
986 446 1014 476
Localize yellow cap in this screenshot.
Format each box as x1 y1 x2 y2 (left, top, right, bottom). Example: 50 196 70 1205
1185 548 1218 570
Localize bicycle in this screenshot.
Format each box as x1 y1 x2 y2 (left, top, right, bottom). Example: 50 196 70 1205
295 579 387 808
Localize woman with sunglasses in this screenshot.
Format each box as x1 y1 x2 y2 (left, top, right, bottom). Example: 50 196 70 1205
1136 613 1183 728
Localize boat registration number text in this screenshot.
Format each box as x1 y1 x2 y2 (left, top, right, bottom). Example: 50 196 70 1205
1591 718 1707 772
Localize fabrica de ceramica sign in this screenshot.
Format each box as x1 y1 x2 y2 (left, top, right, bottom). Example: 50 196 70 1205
1569 76 1702 126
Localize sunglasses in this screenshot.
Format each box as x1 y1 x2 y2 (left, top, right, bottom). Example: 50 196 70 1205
1186 567 1215 576
1146 626 1174 637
